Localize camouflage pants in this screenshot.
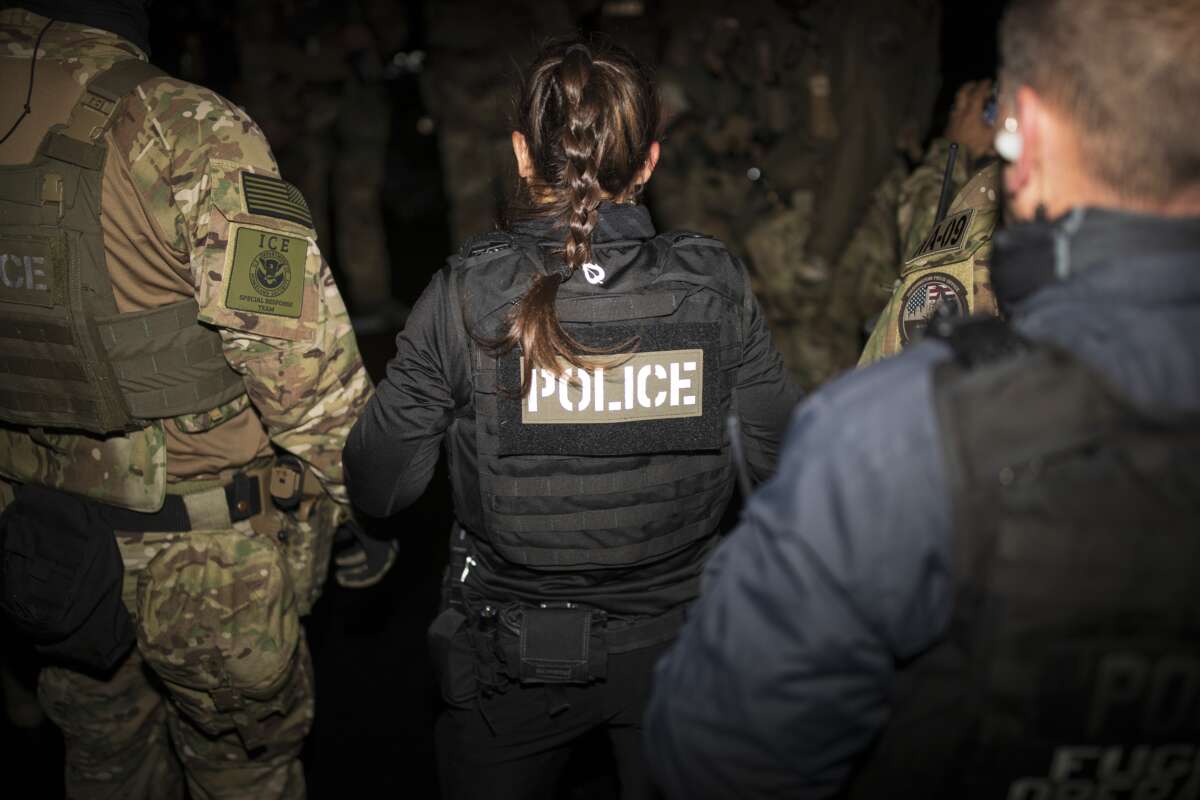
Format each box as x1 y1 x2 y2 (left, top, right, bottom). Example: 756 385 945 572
37 525 314 800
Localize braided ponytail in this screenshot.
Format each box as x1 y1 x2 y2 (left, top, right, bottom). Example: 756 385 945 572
559 45 604 277
499 37 660 394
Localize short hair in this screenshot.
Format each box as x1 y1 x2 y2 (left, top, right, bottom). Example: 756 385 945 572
1000 0 1200 203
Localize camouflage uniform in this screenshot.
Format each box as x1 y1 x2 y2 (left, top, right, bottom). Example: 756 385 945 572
825 137 970 368
650 0 942 389
857 160 1001 365
0 9 371 798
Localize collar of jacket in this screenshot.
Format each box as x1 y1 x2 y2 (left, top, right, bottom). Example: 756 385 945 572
508 202 657 244
14 1 150 56
992 206 1200 314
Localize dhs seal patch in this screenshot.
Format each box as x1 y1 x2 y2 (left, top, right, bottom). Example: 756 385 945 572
224 227 306 319
898 272 969 345
249 250 292 298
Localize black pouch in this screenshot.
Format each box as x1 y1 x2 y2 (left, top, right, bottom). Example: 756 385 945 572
518 605 608 685
428 607 477 705
0 485 135 673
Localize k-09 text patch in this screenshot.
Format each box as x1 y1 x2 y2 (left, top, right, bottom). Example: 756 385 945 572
914 208 975 259
224 227 306 318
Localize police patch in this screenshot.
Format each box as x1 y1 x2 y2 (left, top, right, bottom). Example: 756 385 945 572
521 349 704 425
914 208 975 259
497 323 724 457
224 227 305 318
241 172 314 229
898 272 969 345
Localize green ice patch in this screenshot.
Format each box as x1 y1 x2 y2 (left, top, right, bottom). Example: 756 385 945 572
224 227 305 318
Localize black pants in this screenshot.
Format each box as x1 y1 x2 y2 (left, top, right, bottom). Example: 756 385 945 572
436 641 668 800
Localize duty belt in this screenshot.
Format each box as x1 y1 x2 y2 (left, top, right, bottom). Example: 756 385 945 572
104 472 266 533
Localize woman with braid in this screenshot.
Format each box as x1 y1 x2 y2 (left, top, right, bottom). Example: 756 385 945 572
345 38 798 799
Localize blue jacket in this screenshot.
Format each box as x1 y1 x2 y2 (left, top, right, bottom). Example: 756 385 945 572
643 208 1200 798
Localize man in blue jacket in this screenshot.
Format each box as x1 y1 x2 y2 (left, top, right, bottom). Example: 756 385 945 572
644 0 1200 797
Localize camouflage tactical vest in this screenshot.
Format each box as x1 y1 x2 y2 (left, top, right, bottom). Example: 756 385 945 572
451 230 743 568
858 161 1001 366
848 321 1200 799
0 59 245 510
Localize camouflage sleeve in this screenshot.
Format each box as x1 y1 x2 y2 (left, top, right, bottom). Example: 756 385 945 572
896 137 969 260
115 77 371 505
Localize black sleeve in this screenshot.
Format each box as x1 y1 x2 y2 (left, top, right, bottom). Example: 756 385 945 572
733 263 803 481
344 268 468 518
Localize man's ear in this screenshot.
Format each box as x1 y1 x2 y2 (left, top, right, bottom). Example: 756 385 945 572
636 141 661 187
1003 86 1041 199
512 131 534 180
1003 86 1043 216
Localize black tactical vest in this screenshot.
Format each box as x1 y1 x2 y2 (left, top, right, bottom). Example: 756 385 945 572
450 227 744 569
0 58 244 436
848 320 1200 799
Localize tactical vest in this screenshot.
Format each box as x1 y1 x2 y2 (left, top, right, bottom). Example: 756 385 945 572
0 59 245 511
0 58 244 436
452 230 743 569
848 319 1200 799
858 162 1001 366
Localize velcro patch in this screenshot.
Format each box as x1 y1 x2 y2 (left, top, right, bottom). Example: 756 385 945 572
913 208 975 259
497 322 724 457
224 227 306 318
241 172 314 229
522 349 704 425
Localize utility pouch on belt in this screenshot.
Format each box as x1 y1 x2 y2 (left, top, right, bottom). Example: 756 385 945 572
516 605 608 685
0 485 135 672
428 607 477 705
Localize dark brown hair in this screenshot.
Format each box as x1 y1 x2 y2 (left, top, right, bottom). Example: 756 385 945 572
1000 0 1200 204
499 37 660 392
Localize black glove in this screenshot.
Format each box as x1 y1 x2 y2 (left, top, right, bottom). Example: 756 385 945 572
333 520 398 589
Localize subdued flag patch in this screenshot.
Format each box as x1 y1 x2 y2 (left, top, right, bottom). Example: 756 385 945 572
241 172 314 229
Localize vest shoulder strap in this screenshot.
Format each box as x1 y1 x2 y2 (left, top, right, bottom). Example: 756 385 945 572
43 59 166 169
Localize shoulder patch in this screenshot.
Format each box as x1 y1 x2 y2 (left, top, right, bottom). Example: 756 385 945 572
224 226 306 319
241 172 314 229
913 208 975 260
898 271 970 346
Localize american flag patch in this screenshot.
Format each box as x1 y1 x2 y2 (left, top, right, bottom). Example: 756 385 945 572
241 172 314 229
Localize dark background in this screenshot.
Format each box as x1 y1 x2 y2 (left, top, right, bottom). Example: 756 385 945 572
1 0 1006 796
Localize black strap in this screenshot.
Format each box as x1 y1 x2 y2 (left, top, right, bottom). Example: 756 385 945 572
101 474 262 533
926 314 1031 369
604 606 686 654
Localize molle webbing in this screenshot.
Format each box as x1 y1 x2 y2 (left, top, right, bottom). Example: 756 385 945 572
0 58 244 433
460 233 741 569
98 298 246 419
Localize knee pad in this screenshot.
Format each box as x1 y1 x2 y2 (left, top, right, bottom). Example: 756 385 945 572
135 531 302 751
